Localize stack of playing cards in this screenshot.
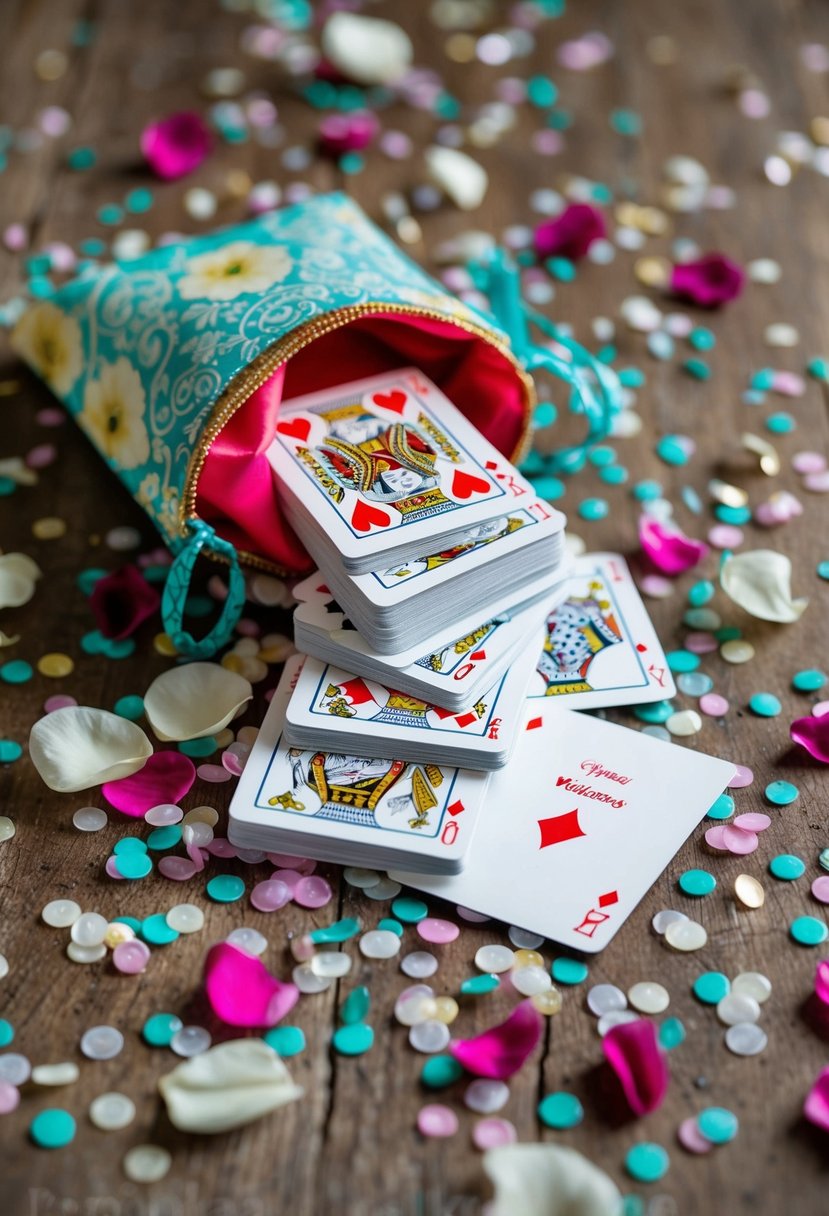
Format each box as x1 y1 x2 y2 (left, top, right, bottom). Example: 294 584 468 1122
268 368 566 654
229 656 490 874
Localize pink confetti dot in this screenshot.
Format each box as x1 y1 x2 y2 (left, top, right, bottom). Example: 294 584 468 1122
39 106 71 137
158 856 198 881
704 826 728 851
113 939 151 974
472 1117 517 1150
532 129 565 156
198 764 233 783
728 765 755 788
417 1104 458 1138
793 451 827 474
43 694 77 713
234 617 260 637
3 223 27 252
221 750 245 776
640 574 674 598
813 701 829 718
700 693 729 717
35 407 66 427
0 1080 20 1114
267 852 312 869
379 130 413 159
44 242 76 273
812 876 829 904
417 918 460 945
722 825 759 855
771 371 805 397
733 812 771 832
251 879 292 913
457 906 491 924
293 875 333 910
205 838 236 859
678 1115 713 1154
804 471 829 493
684 631 718 654
105 856 125 880
708 524 744 549
26 444 58 469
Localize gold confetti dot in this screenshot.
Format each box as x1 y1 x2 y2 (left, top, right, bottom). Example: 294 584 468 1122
37 653 74 678
153 633 178 657
221 652 246 675
634 256 670 288
32 517 66 539
35 49 68 81
513 948 544 969
811 116 829 146
445 33 476 63
0 380 21 397
709 479 748 508
433 996 459 1024
646 34 678 65
532 987 563 1016
734 873 765 909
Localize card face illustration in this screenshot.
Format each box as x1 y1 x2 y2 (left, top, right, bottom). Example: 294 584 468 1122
268 369 544 564
390 708 736 951
525 553 676 709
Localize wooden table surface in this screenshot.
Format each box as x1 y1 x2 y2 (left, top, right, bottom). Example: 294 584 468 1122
2 1 829 1213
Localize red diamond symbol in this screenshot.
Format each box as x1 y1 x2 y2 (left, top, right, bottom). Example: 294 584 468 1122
526 716 543 731
485 460 498 469
598 890 619 908
454 712 476 729
538 809 585 849
470 649 487 661
448 800 465 816
635 643 647 653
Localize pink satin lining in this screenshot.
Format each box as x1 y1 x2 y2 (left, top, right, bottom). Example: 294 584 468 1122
196 313 528 574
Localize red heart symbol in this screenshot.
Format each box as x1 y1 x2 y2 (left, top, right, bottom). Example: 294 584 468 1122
451 469 493 499
371 390 407 414
351 499 392 533
277 417 311 442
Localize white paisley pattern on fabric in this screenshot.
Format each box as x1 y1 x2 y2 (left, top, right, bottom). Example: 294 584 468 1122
10 192 511 556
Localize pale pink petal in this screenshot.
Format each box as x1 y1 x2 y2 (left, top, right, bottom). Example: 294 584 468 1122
204 943 299 1027
602 1019 669 1116
103 751 195 817
639 517 709 576
450 1000 542 1079
804 1066 829 1133
791 715 829 764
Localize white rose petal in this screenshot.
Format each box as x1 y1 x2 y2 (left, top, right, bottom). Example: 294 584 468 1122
29 707 153 793
483 1144 623 1216
144 662 253 742
320 12 413 86
720 549 808 623
426 147 489 211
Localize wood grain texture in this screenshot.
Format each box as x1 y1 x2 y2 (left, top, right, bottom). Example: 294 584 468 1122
1 1 829 1213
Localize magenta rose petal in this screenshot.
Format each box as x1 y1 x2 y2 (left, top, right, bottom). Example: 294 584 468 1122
639 517 710 576
534 203 606 261
816 961 829 1008
790 714 829 764
449 1000 543 1079
140 110 213 181
103 750 196 817
602 1019 669 1117
319 110 379 155
670 252 745 308
204 943 300 1028
804 1066 829 1133
89 565 160 640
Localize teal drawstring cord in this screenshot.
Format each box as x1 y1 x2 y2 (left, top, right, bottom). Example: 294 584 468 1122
161 521 247 659
471 247 622 472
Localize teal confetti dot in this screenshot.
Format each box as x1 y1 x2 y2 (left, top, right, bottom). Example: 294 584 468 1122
97 203 124 226
765 780 799 806
113 836 147 855
527 75 558 108
377 918 404 937
206 874 245 903
625 1143 669 1183
689 327 716 351
421 1055 464 1089
677 672 713 697
112 916 142 934
750 368 775 391
547 256 576 282
538 1091 584 1129
0 1019 14 1047
146 824 182 851
693 972 730 1005
599 464 628 485
339 153 365 179
178 736 217 758
611 108 641 136
658 1017 686 1050
715 626 742 643
793 669 827 692
618 367 644 388
683 358 711 381
817 561 829 581
551 957 588 985
632 479 663 501
114 851 152 880
0 476 16 496
588 445 616 468
142 1012 183 1047
790 916 828 946
597 345 617 365
460 973 500 995
124 187 154 214
714 503 752 526
706 793 734 820
68 146 96 170
578 497 609 521
633 700 674 724
333 1022 374 1056
341 985 371 1025
391 896 428 923
656 436 690 466
0 660 34 684
533 401 558 428
520 451 546 477
79 238 105 256
667 650 700 674
140 914 178 945
679 869 716 897
77 567 107 595
808 356 829 380
310 917 360 945
622 1196 646 1216
697 1107 739 1144
30 1109 76 1149
101 637 135 660
114 694 144 720
819 848 829 872
769 854 806 881
0 740 23 763
749 692 781 717
263 1026 306 1057
684 607 720 630
79 631 110 656
533 475 565 500
688 579 715 606
766 412 795 434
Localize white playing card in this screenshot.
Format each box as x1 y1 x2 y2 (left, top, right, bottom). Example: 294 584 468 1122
283 638 540 769
228 656 490 873
267 368 543 572
525 553 676 709
292 564 568 710
390 708 735 951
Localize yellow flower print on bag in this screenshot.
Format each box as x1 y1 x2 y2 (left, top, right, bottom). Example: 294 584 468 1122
177 240 293 302
12 301 83 395
78 357 150 469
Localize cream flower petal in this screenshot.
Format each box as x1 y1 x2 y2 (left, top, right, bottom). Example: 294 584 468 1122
483 1144 623 1216
0 552 43 609
158 1039 302 1133
0 631 21 647
29 707 153 793
720 549 808 623
144 662 253 742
